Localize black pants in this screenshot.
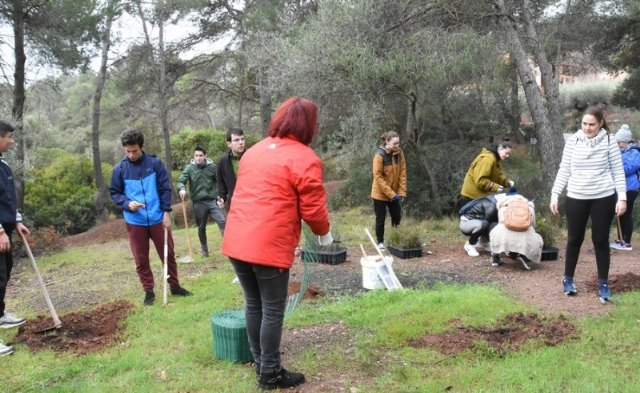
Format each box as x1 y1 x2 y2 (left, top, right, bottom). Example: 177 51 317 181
373 199 402 244
616 190 638 244
0 229 14 317
564 194 616 281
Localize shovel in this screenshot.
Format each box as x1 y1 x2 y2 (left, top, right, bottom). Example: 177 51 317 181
20 232 62 332
178 198 194 263
615 215 624 245
163 227 169 307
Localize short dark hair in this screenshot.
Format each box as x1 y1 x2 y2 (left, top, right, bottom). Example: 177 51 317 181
195 146 207 155
121 129 144 147
0 120 15 137
226 127 244 142
268 97 318 145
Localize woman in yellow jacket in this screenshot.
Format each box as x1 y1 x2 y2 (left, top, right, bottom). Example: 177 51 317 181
460 141 514 204
371 131 407 249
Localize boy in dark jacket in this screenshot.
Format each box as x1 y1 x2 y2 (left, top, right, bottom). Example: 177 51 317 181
0 121 31 356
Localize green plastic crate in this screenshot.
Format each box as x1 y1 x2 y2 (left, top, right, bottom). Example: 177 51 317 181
211 309 253 363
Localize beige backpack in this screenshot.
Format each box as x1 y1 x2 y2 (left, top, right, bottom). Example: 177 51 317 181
501 196 533 232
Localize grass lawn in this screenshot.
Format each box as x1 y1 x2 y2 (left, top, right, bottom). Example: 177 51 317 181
1 211 640 392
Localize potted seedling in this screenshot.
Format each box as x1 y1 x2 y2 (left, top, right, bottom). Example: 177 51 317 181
385 222 424 259
536 216 559 261
300 228 348 265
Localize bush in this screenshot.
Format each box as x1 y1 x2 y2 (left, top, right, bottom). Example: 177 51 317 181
535 216 560 248
386 220 424 248
25 154 97 235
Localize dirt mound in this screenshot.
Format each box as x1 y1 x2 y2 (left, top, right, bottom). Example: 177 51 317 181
408 312 577 356
13 300 134 355
587 272 640 293
63 219 128 247
288 280 325 299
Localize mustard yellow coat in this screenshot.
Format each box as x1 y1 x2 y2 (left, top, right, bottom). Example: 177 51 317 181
461 148 510 199
371 147 407 201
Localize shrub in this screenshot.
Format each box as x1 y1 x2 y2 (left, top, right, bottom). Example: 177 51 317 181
25 154 97 235
535 216 560 248
386 220 424 248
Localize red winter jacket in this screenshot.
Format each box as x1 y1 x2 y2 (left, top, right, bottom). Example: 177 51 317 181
221 136 330 269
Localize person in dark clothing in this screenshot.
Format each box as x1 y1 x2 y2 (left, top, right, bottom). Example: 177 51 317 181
459 195 500 258
216 128 245 210
110 129 192 306
0 121 31 356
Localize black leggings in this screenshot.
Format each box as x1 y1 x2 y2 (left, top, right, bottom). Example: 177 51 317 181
373 199 402 244
616 190 638 244
564 194 616 281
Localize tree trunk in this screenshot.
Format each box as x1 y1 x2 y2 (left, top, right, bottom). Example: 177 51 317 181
157 9 172 175
521 0 562 135
508 61 523 144
493 0 564 183
11 6 26 210
91 1 117 221
259 66 271 137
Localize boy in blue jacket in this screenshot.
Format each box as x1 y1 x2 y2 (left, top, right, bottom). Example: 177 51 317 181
110 130 192 305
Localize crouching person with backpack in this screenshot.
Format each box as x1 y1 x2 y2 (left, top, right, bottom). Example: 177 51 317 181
489 190 543 270
459 195 500 257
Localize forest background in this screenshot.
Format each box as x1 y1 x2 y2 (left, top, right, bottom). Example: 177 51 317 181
1 0 639 240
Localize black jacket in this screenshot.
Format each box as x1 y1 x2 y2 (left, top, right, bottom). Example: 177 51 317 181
216 150 241 206
460 195 498 222
0 155 18 226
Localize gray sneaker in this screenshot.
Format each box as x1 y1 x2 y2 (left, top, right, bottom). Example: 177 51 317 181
0 312 26 329
0 341 14 356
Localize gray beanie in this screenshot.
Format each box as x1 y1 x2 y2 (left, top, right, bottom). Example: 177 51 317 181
615 124 633 143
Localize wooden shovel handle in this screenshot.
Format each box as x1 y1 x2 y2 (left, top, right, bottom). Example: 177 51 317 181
20 232 62 327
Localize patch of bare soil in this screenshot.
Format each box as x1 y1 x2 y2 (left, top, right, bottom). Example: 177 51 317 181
587 272 640 293
408 312 578 356
13 300 134 355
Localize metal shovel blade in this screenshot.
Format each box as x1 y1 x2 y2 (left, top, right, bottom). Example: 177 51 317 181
35 320 63 334
177 255 194 263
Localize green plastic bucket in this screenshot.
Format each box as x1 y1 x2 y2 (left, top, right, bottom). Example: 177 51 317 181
211 309 253 363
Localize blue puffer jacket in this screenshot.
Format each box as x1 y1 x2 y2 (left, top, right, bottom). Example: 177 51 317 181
109 153 172 226
621 145 640 192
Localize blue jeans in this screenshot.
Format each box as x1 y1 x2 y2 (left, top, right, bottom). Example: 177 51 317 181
229 258 289 374
193 200 226 250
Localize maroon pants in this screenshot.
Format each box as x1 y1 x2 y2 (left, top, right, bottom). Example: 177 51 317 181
126 222 179 291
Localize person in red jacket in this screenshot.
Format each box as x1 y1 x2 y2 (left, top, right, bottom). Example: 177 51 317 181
222 97 332 390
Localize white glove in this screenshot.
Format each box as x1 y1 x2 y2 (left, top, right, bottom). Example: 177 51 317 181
318 231 334 246
497 186 504 193
216 197 225 209
179 189 187 200
508 180 515 187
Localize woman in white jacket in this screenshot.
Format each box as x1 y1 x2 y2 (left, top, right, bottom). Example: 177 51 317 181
550 106 627 303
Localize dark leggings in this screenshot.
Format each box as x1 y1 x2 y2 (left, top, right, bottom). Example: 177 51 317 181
617 190 638 244
564 194 616 281
373 199 402 244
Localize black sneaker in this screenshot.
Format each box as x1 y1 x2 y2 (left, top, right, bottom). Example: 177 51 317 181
143 291 155 306
258 368 305 390
490 254 502 267
170 286 193 296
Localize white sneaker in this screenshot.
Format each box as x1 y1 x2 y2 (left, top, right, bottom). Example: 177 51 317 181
464 241 479 257
0 312 26 329
377 242 385 250
0 341 14 356
232 277 240 284
610 241 632 251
